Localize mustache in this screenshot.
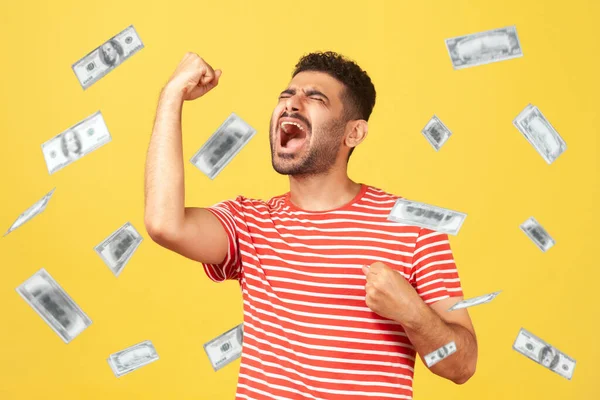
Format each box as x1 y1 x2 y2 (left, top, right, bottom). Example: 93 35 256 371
280 112 311 131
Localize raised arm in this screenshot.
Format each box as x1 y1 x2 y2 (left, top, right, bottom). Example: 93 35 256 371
144 53 227 264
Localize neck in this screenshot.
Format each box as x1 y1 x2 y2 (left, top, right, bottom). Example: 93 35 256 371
287 166 362 211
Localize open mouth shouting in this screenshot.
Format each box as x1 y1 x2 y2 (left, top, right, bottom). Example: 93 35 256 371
278 117 309 153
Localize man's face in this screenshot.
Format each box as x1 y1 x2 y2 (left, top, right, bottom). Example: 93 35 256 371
269 71 350 176
102 42 117 63
64 131 79 153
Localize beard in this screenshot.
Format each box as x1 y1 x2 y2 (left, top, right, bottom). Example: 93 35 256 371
269 115 347 177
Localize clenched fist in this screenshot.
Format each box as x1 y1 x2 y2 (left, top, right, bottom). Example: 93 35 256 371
362 261 423 325
164 52 222 101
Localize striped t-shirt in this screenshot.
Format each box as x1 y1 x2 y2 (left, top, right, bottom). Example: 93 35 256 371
202 183 463 400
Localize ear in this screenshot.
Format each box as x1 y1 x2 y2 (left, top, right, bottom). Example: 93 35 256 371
345 120 368 147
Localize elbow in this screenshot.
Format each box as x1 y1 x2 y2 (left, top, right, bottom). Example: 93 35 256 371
145 217 179 244
452 374 471 385
452 362 476 385
453 336 478 385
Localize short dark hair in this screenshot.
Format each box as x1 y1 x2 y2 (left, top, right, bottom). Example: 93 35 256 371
292 51 376 162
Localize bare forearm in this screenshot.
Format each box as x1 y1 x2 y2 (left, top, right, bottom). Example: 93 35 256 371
402 301 477 384
144 86 186 234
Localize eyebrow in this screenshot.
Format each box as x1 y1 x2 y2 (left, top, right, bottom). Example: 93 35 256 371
279 88 330 102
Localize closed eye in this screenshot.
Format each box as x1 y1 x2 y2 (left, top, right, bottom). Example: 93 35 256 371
278 90 328 103
279 95 324 102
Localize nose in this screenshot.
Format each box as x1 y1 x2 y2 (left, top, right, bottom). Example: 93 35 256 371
284 95 301 113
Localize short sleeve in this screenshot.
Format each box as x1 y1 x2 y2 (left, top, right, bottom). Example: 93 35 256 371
201 197 243 283
409 227 464 305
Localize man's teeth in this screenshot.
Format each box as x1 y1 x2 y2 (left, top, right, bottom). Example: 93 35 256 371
280 121 305 132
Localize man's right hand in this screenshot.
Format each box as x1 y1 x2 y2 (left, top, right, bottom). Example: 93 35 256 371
164 52 222 101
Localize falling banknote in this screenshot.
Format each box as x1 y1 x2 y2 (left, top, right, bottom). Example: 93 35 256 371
94 222 143 277
445 25 523 69
204 324 244 372
422 115 452 151
448 291 502 311
42 111 111 175
387 199 467 235
108 340 159 377
16 268 92 343
190 113 257 180
424 341 457 367
4 187 56 237
520 217 555 252
513 104 567 164
72 25 144 89
513 328 575 380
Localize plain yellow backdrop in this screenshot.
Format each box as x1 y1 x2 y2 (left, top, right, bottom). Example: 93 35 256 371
1 0 599 398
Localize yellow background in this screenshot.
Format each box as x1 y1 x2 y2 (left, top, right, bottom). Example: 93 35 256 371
1 0 599 398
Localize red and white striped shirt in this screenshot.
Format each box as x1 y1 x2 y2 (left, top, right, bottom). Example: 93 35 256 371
202 183 463 399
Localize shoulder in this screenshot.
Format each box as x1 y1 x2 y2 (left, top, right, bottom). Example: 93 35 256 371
219 193 287 213
361 184 404 208
361 184 422 235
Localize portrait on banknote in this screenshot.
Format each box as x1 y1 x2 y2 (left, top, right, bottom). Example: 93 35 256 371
405 206 445 224
207 131 241 167
540 346 560 370
60 130 83 159
33 285 74 328
108 229 136 262
437 346 450 359
99 40 124 68
427 124 445 145
526 225 548 246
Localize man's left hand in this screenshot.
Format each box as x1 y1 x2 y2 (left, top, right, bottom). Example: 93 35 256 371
362 262 423 325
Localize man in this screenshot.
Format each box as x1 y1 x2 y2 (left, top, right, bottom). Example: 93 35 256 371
144 51 478 399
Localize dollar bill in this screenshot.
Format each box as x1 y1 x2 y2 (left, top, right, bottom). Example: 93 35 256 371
203 324 244 372
94 222 143 277
446 25 523 69
424 341 457 367
387 199 467 235
513 104 566 164
520 217 555 252
422 115 452 151
448 291 501 311
42 111 111 175
513 328 575 380
16 268 92 343
108 340 159 377
4 188 56 237
190 113 257 180
72 25 144 89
